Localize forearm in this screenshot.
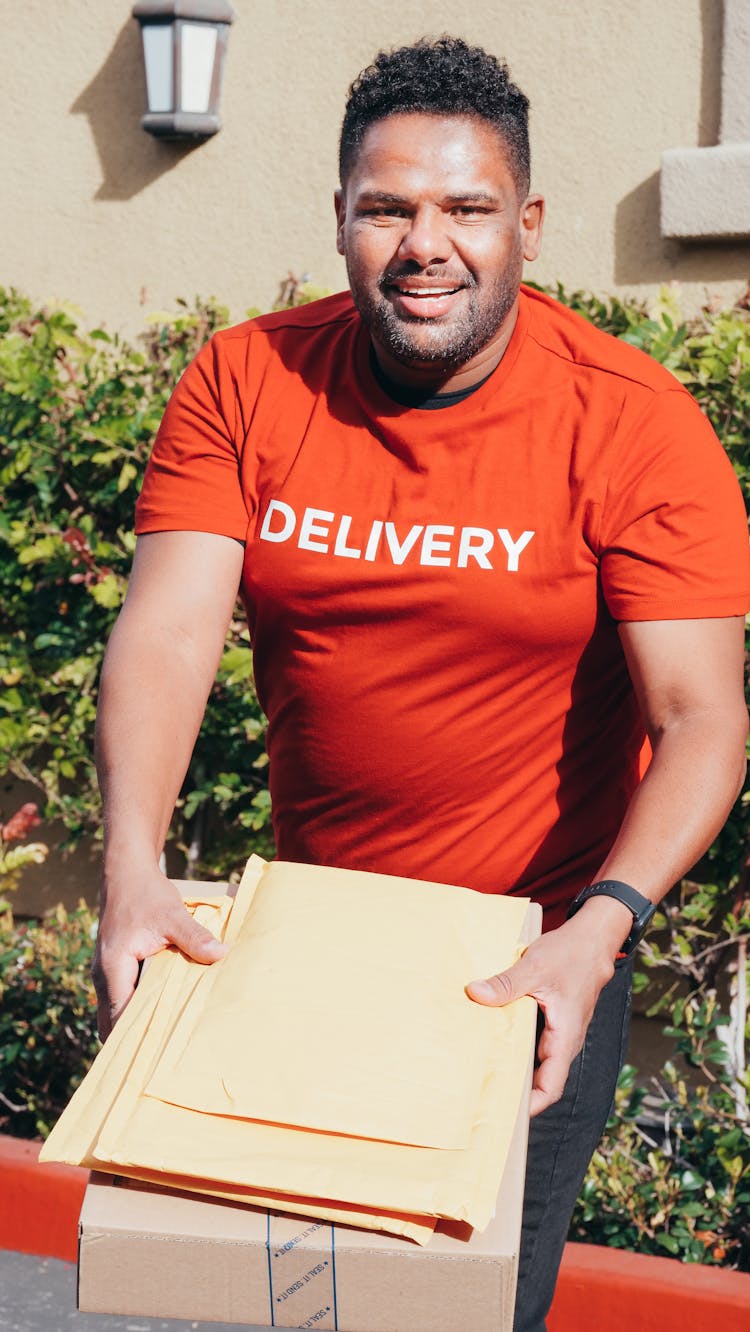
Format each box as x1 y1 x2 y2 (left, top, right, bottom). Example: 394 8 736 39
571 615 748 953
96 617 219 877
601 711 746 891
579 707 748 953
90 533 243 1036
94 530 243 890
92 620 228 1039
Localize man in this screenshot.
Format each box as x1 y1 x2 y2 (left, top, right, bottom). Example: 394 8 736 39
92 36 749 1332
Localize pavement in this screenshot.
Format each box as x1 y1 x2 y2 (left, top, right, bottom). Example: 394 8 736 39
0 1251 267 1332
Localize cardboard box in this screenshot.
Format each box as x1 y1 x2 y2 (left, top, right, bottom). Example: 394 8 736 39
78 1073 530 1332
77 891 540 1331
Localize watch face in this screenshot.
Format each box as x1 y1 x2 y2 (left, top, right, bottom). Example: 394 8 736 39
618 904 657 958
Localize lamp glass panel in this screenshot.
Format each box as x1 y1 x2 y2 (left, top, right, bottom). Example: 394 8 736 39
142 23 174 113
180 23 218 114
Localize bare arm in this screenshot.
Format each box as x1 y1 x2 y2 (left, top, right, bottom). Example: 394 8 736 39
92 530 246 1039
467 617 748 1116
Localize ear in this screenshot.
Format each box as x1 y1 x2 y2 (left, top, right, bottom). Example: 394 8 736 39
520 193 545 263
334 188 346 257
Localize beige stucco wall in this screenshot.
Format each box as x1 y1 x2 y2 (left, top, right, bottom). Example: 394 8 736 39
3 0 748 336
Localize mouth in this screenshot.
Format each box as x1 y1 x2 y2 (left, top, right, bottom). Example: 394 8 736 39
385 283 466 319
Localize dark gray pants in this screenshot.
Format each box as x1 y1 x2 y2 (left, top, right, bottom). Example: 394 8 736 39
513 962 633 1332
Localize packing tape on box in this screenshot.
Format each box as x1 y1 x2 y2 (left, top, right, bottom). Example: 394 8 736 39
265 1211 338 1330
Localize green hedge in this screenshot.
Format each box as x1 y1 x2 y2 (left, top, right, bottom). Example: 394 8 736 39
0 291 273 875
0 283 748 1266
0 901 99 1139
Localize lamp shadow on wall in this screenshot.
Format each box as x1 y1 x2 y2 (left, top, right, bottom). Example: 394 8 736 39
71 18 198 202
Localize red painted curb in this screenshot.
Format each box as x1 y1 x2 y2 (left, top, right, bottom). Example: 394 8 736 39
550 1240 750 1332
0 1135 88 1262
2 1133 749 1329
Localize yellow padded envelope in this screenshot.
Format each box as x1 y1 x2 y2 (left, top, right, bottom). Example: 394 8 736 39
41 856 537 1243
145 860 526 1149
41 871 436 1241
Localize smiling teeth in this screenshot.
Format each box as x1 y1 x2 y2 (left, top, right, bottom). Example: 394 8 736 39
398 287 457 296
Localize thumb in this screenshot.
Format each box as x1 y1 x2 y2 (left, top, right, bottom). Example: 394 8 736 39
167 909 229 964
465 960 525 1007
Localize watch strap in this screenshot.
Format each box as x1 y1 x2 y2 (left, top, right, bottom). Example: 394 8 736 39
566 879 656 962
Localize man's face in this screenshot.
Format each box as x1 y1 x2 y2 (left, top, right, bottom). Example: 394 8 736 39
335 113 543 384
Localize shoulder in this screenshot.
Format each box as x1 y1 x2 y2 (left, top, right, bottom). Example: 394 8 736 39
520 285 686 397
211 291 359 352
173 292 361 422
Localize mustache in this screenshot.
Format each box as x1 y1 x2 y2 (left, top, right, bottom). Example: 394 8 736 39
379 265 476 289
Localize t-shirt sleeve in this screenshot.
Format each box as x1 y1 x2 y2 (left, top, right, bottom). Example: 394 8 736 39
599 388 750 621
135 336 249 541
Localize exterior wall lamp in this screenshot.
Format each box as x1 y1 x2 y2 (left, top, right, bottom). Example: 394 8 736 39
132 1 235 141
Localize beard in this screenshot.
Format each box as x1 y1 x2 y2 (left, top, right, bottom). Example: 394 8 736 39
346 243 524 371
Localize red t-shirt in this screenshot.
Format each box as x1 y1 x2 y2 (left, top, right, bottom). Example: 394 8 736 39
136 287 750 927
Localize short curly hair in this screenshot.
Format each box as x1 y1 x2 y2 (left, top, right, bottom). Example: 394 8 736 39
339 36 530 194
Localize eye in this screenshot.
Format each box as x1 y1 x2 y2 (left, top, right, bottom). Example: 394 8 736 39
362 205 408 219
452 205 492 219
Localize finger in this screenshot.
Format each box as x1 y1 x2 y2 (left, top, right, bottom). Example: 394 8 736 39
528 1034 575 1117
165 907 228 965
465 958 528 1006
92 949 140 1043
529 1063 568 1117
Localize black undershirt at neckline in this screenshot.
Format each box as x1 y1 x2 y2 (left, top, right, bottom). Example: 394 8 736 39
369 347 494 410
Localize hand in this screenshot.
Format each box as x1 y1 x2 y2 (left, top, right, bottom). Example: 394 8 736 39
91 862 227 1042
465 914 617 1116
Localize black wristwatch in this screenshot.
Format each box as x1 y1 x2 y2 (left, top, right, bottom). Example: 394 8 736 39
566 879 656 964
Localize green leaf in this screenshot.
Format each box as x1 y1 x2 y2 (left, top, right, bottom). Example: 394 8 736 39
88 573 124 609
656 1233 680 1255
218 645 255 683
117 461 138 493
17 536 58 566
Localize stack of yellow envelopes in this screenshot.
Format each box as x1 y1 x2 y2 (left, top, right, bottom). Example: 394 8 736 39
41 856 538 1246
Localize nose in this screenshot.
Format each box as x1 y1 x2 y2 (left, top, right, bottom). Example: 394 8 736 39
396 205 453 267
